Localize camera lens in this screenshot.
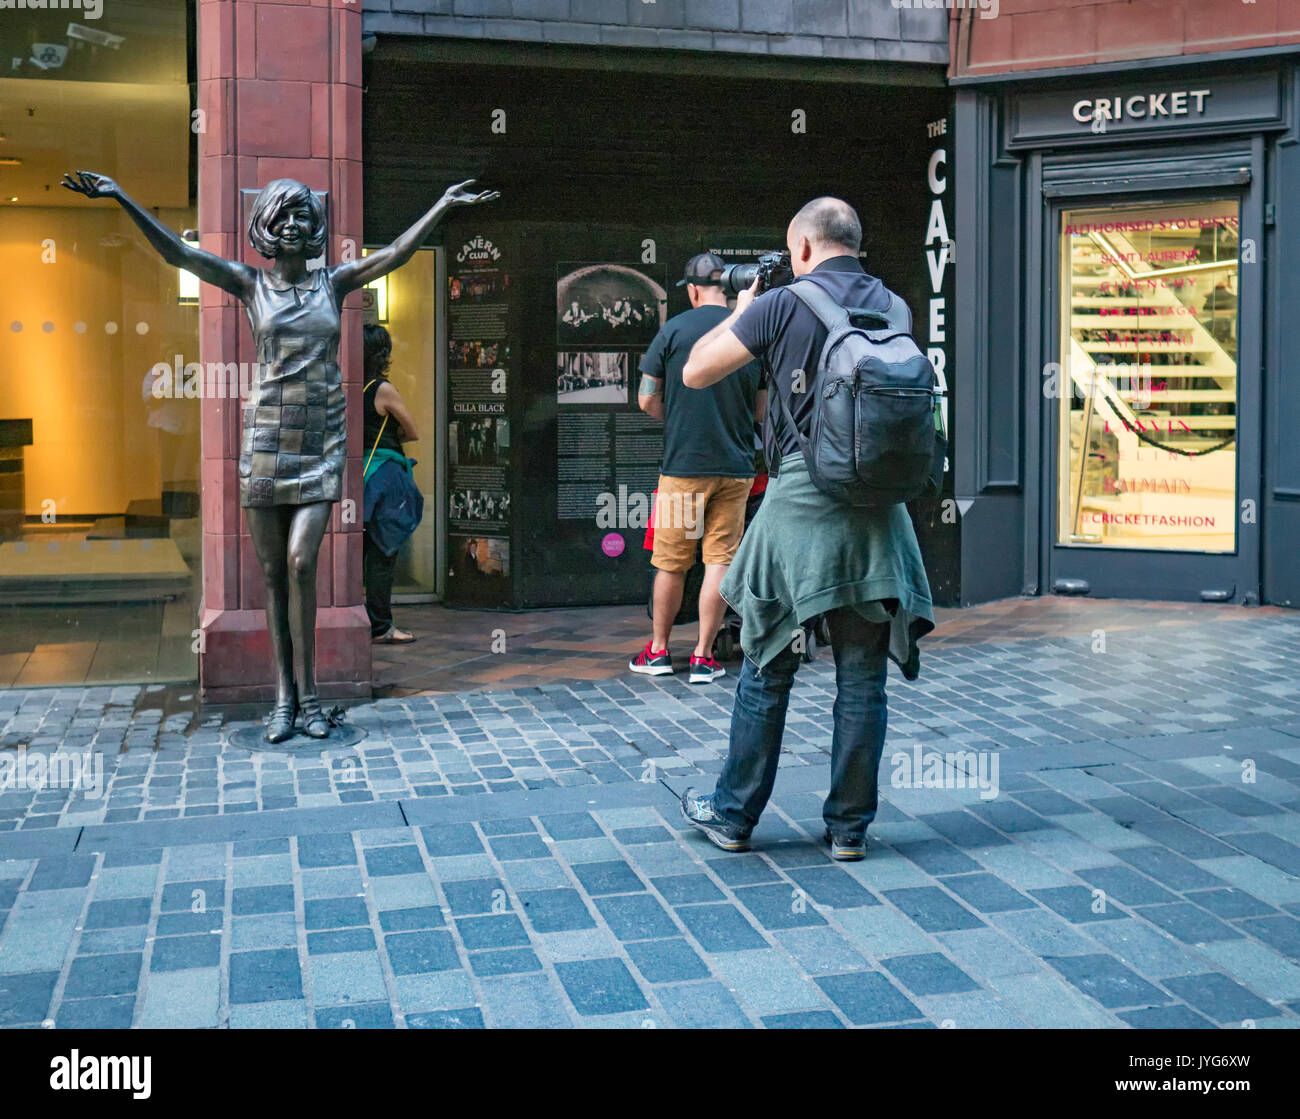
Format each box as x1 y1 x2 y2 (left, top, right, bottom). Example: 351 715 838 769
721 263 759 296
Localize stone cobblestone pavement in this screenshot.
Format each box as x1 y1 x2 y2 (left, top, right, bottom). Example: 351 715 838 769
1 602 1299 1028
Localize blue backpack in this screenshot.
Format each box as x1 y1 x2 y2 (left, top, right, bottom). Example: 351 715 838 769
773 278 946 507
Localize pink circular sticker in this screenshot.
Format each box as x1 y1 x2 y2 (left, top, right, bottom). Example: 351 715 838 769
601 533 625 557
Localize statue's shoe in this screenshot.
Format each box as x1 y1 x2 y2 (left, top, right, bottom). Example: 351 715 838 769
299 697 330 739
264 700 298 743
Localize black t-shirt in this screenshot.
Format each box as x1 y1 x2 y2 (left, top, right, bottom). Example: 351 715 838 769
730 255 890 467
639 304 762 478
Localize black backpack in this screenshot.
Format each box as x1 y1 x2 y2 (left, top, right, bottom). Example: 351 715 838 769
772 277 946 507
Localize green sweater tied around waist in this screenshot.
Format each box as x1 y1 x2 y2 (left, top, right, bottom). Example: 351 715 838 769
719 458 936 677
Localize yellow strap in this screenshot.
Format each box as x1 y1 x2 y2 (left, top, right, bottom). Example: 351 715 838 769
363 380 389 476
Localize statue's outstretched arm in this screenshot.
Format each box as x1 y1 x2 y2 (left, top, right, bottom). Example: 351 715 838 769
331 178 499 297
62 170 256 301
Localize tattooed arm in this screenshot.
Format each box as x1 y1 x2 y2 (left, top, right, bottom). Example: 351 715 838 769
638 373 664 421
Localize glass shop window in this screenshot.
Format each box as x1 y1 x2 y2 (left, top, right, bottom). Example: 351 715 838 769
1057 199 1239 553
0 2 200 686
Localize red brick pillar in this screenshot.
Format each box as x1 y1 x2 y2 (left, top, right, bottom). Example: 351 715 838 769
196 0 370 703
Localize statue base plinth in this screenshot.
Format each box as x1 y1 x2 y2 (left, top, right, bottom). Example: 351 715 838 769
227 723 367 755
200 605 372 705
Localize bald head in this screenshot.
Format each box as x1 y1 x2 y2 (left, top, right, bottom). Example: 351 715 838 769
790 197 861 255
785 197 862 277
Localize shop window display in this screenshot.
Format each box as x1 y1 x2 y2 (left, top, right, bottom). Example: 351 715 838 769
1057 200 1239 554
0 2 199 685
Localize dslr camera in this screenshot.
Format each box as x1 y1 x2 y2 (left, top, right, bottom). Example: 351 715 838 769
721 250 794 296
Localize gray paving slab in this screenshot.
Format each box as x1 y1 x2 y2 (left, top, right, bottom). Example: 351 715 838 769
2 614 1300 1026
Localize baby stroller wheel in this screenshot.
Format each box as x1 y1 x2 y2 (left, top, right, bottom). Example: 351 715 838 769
800 615 827 663
714 627 735 662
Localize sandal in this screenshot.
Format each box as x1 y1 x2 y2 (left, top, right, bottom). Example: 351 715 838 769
372 626 415 644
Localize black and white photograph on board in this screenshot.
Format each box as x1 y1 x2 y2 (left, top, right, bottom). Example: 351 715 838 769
556 351 629 405
556 262 666 346
449 416 509 467
449 487 511 525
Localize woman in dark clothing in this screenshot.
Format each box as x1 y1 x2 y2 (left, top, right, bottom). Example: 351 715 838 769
363 324 422 644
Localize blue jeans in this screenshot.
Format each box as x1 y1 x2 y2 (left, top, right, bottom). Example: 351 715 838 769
712 607 890 839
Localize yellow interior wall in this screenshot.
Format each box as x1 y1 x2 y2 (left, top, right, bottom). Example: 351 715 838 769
0 205 199 517
380 250 439 590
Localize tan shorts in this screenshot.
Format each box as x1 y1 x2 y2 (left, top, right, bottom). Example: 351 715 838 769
650 474 753 573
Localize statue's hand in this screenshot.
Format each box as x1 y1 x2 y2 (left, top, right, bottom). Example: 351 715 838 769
61 170 119 200
440 178 500 209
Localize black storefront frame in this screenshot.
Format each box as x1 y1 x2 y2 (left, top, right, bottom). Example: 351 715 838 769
364 36 960 610
955 56 1298 608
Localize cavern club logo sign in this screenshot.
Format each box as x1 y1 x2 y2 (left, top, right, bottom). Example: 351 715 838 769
457 235 501 265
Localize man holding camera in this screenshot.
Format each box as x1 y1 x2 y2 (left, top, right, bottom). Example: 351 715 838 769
678 198 935 861
631 252 765 685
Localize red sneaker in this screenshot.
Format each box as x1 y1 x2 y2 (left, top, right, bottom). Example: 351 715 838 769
630 643 673 676
688 655 726 684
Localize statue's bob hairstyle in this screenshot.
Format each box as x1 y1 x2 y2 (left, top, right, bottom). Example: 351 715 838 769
247 179 327 259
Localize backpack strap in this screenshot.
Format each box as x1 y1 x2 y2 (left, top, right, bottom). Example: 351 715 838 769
363 379 390 478
771 368 815 471
786 278 850 330
878 292 913 334
771 279 849 473
791 277 913 335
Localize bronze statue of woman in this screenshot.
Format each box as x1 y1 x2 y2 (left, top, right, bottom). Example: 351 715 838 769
62 170 498 742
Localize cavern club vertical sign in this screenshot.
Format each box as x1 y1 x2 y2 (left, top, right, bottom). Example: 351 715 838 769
907 109 960 606
923 115 953 477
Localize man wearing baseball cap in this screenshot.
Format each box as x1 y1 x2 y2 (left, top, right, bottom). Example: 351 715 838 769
631 252 764 684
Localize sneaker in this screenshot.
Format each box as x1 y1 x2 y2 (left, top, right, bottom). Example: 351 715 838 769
824 829 866 862
630 643 673 676
680 787 751 852
688 655 726 684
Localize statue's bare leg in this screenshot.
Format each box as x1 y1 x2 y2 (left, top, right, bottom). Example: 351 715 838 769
246 505 297 740
286 501 334 738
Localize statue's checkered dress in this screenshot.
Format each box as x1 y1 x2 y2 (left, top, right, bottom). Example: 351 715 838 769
239 268 346 507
